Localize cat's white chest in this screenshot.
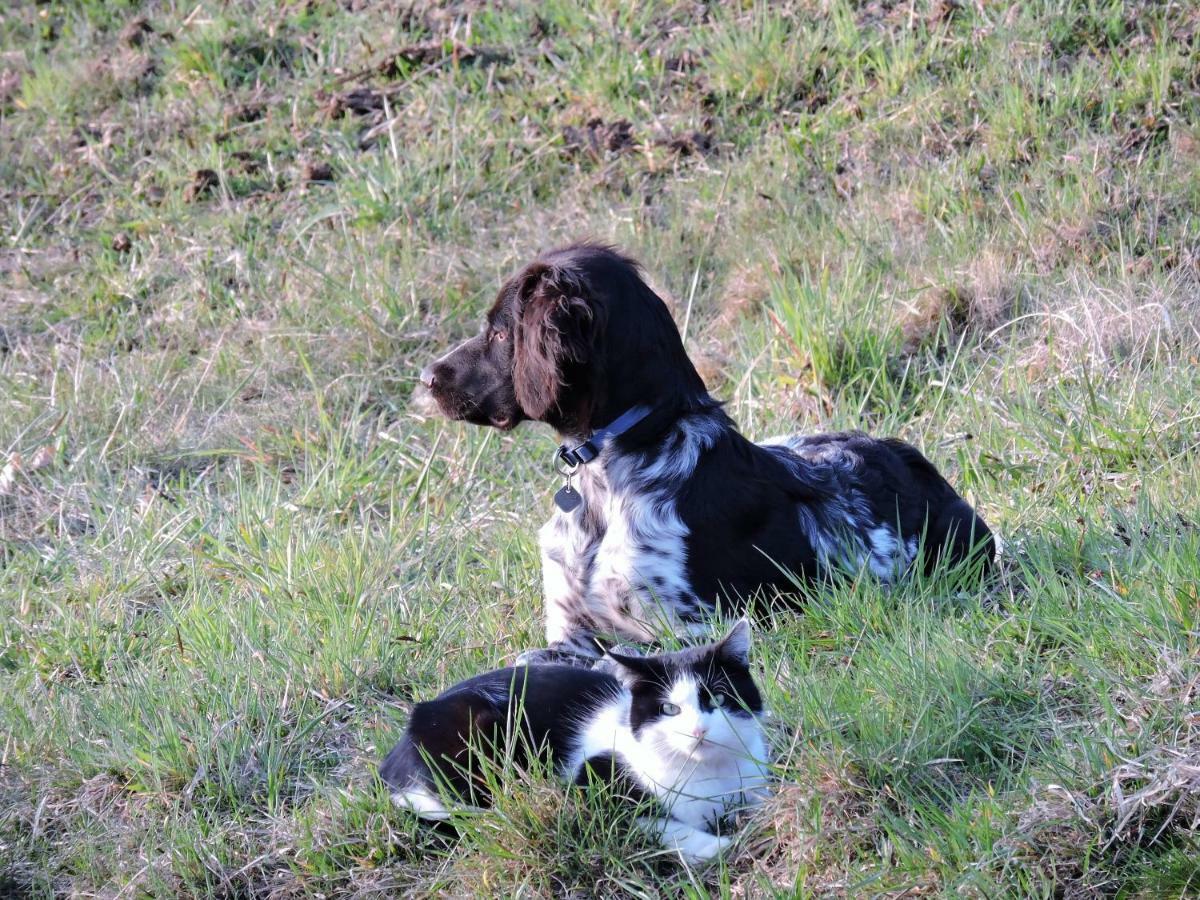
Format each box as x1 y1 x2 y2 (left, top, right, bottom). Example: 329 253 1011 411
636 741 770 828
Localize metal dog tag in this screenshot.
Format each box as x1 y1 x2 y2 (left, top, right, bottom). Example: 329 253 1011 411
554 483 583 513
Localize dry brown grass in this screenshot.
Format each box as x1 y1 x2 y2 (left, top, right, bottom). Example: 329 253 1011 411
693 259 778 386
734 750 908 897
897 249 1027 353
1003 655 1200 895
1012 269 1199 375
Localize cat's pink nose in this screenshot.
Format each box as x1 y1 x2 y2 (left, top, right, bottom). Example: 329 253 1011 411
692 726 708 739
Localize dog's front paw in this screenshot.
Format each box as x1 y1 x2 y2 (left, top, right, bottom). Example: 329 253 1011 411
512 646 597 667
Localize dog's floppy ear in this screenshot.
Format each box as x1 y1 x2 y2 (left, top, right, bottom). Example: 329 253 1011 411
512 262 595 421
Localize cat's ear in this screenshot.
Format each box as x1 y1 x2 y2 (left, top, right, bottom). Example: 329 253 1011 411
604 651 654 687
715 618 752 667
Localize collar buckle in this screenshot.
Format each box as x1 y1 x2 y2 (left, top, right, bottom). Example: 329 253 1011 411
555 440 597 472
554 445 580 475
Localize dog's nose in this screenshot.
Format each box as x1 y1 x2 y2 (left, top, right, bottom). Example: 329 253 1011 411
419 365 436 388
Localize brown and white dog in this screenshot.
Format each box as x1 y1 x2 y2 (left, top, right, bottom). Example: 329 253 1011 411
420 243 993 664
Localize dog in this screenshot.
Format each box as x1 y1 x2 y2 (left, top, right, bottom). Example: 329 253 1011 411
420 243 994 664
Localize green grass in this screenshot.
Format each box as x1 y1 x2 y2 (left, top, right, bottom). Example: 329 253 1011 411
2 0 1199 895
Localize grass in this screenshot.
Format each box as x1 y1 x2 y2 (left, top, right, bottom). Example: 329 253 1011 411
2 0 1199 895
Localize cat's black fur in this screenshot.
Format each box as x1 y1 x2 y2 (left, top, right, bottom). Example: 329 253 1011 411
380 621 769 863
379 664 619 807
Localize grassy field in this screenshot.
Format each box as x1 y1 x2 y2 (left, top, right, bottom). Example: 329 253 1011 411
2 0 1199 895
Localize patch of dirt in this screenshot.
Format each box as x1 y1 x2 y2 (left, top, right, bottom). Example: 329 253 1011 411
229 150 264 175
663 47 704 74
183 168 219 203
118 15 154 47
321 38 508 121
300 159 335 184
227 99 266 124
322 86 394 119
658 128 715 157
561 117 636 160
1119 114 1170 160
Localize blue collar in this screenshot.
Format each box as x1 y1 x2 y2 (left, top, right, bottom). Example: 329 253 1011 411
555 405 652 469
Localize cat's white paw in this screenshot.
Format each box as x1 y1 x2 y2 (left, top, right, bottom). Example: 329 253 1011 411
638 816 732 865
675 830 733 865
391 783 450 821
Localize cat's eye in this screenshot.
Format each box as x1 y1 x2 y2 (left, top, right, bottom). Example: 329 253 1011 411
711 693 727 708
660 702 681 716
490 329 507 343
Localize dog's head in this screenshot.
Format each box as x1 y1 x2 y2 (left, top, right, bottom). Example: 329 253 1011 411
420 244 705 437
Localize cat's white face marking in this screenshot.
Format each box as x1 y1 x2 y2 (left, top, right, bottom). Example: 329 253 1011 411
639 674 760 763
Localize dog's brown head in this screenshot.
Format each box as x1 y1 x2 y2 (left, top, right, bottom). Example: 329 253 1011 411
420 244 706 439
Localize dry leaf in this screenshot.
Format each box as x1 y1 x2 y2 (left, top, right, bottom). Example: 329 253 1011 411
28 445 53 471
0 453 21 495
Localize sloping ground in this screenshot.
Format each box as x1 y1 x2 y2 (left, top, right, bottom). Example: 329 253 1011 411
1 1 1198 895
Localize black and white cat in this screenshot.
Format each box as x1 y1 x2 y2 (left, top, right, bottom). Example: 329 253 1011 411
379 620 769 864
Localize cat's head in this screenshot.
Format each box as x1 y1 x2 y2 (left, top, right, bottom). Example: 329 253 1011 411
606 619 764 762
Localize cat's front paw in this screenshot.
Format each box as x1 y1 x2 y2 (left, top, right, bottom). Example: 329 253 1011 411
638 816 734 865
676 831 733 865
512 646 597 667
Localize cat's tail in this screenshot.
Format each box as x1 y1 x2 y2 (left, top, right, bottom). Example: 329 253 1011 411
379 731 452 820
392 782 452 820
379 689 510 819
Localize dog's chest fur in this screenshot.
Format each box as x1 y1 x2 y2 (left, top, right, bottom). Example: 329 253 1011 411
536 413 927 651
540 449 702 645
539 419 723 647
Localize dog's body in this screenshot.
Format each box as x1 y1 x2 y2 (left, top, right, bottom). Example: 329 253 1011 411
421 244 993 662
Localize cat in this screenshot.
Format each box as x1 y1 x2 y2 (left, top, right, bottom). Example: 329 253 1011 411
379 619 769 864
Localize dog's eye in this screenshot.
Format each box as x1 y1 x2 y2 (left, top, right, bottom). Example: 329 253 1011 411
490 329 507 343
660 702 681 716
